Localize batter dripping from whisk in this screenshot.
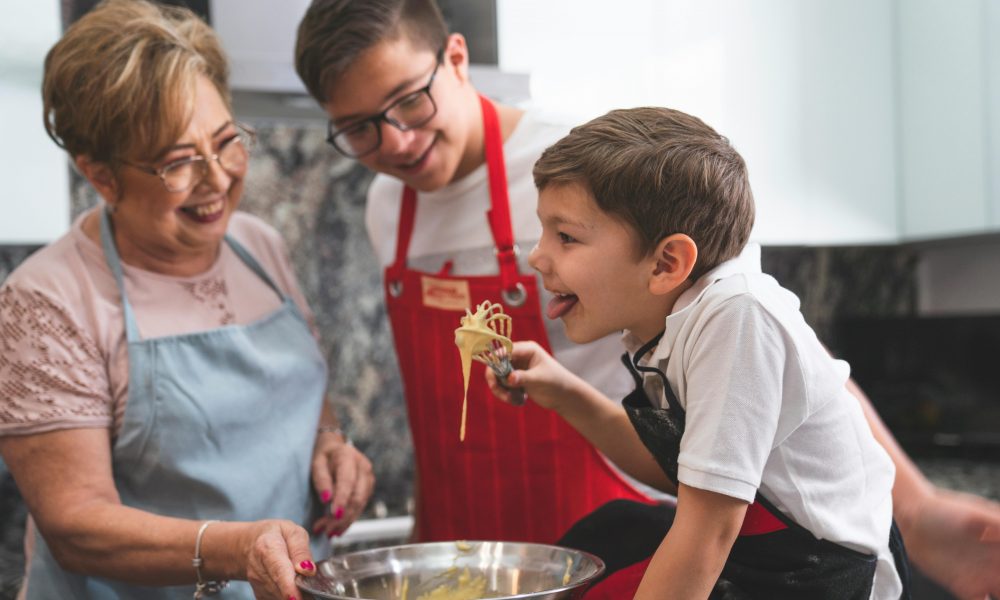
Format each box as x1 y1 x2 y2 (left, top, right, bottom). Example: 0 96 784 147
454 300 516 441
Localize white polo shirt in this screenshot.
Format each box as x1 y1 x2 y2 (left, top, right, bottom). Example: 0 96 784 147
623 243 902 599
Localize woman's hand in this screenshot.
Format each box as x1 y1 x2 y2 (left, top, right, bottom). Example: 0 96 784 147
240 519 317 600
311 431 375 537
485 340 586 413
899 487 1000 600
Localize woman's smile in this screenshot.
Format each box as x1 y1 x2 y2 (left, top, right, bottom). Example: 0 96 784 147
178 198 227 223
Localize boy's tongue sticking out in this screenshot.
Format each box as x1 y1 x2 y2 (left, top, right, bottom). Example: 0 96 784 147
547 294 578 319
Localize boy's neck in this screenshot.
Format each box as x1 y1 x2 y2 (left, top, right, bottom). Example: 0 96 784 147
664 279 695 317
632 279 695 344
451 96 524 183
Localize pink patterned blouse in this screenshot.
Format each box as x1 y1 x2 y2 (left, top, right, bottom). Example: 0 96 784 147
0 208 319 437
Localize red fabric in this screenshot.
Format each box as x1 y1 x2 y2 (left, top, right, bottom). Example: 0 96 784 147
384 97 648 543
738 500 788 536
583 558 652 600
479 95 519 292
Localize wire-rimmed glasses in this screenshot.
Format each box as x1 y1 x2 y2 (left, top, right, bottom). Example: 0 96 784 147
124 122 256 193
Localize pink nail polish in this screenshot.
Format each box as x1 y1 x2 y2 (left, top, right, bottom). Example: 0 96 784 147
334 506 344 519
300 559 315 571
320 490 332 503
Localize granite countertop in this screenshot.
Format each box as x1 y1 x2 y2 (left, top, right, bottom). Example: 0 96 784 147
916 458 1000 501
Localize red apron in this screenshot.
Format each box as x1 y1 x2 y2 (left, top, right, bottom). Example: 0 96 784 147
384 96 648 543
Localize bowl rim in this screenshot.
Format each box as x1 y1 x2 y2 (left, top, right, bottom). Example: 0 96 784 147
296 540 607 600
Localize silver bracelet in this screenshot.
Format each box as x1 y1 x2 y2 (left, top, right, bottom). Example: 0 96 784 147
317 425 352 445
192 520 229 599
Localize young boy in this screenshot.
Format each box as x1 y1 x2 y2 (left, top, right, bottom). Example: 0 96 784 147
490 106 908 598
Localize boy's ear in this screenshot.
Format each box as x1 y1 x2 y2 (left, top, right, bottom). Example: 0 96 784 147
443 32 470 83
74 155 121 207
648 233 697 295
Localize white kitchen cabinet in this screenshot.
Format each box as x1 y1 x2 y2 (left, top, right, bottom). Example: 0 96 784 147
896 0 991 240
988 0 1000 231
0 0 69 244
499 0 899 246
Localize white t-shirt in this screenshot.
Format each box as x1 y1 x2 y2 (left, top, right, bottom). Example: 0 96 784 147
623 243 901 599
365 110 633 403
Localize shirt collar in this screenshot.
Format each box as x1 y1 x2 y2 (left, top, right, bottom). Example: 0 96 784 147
621 243 763 365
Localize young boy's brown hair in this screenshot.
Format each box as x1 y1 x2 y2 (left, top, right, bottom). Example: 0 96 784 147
533 106 755 280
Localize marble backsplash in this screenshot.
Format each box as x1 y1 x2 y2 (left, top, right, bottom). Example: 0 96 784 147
0 118 927 595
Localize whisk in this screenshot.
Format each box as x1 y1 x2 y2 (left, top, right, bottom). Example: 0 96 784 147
455 301 526 429
472 336 525 406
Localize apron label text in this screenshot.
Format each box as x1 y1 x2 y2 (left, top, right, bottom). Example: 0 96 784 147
421 276 471 311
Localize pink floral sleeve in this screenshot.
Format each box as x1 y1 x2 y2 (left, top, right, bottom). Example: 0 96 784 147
0 285 112 434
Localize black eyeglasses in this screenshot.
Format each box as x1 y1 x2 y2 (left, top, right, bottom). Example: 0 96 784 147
327 50 443 158
123 123 256 193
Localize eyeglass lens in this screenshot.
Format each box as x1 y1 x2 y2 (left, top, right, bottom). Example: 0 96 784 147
335 90 436 157
161 130 252 192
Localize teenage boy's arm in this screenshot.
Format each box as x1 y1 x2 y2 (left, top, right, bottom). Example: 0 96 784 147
635 483 746 599
490 340 675 494
848 378 1000 599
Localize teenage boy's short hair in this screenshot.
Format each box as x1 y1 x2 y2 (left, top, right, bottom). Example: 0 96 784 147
534 107 755 281
295 0 448 104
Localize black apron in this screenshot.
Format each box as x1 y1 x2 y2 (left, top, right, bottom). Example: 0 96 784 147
562 333 912 599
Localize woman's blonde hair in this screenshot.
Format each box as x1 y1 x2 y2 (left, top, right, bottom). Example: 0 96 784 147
43 0 230 165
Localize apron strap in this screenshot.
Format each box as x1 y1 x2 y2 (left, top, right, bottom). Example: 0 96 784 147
479 95 520 293
625 331 685 415
389 95 521 294
99 207 142 343
224 236 287 301
386 186 418 282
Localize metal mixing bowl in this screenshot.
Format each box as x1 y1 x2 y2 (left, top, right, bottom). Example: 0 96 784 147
296 541 605 600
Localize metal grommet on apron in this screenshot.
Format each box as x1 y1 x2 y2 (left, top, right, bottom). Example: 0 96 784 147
388 280 404 298
500 282 527 307
380 95 649 544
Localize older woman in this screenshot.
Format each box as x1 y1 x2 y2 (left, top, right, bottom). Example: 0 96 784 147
0 1 373 598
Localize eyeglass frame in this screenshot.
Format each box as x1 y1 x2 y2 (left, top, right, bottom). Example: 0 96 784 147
121 122 257 193
326 48 445 158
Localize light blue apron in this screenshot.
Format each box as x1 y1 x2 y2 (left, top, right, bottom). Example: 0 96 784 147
23 209 327 598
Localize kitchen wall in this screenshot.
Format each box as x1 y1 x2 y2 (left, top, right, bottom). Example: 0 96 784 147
0 1 70 243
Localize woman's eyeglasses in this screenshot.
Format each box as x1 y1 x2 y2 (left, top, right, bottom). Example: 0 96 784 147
124 123 256 193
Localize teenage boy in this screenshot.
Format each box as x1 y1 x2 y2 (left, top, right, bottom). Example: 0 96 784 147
492 106 907 598
294 4 1000 597
294 0 648 544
